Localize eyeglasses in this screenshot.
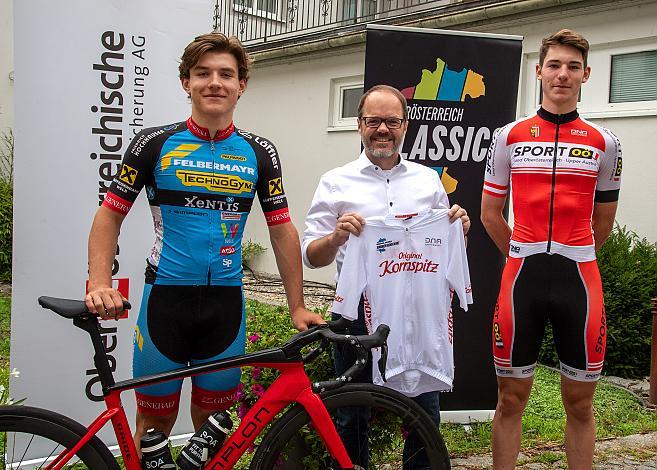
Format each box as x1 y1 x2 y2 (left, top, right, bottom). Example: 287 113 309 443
359 117 405 129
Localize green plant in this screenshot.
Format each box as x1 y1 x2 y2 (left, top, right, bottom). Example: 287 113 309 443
539 225 657 378
0 130 13 282
241 239 266 271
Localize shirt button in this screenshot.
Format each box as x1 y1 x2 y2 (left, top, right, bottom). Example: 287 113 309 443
389 202 393 207
387 179 390 183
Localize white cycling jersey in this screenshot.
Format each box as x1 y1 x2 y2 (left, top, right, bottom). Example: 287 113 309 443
331 209 473 396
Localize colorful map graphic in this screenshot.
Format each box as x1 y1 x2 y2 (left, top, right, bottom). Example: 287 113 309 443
401 58 485 102
435 167 458 194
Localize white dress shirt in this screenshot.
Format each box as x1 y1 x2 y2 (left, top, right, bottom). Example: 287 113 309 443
302 152 450 277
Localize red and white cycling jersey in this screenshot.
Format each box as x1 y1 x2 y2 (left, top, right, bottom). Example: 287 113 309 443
331 209 472 396
483 108 622 261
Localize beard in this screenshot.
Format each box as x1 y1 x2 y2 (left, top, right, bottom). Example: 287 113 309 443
362 134 404 160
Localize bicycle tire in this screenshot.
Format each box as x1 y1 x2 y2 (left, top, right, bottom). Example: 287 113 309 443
250 383 450 470
0 405 119 469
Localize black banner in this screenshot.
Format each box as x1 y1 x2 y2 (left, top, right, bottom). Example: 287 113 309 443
365 25 522 411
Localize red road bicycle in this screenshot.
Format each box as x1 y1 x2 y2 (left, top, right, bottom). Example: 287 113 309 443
0 296 450 469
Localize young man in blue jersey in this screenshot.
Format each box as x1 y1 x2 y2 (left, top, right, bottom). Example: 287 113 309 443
86 33 324 446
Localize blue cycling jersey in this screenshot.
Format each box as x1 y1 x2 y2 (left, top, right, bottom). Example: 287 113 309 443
103 117 290 285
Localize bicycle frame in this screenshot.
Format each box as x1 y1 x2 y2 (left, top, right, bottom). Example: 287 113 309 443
42 313 354 470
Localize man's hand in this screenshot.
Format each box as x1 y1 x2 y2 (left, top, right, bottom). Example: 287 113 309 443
290 307 326 332
329 212 366 248
85 285 126 321
448 204 470 235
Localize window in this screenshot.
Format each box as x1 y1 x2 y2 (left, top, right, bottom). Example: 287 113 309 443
610 50 657 103
328 76 364 131
234 0 280 19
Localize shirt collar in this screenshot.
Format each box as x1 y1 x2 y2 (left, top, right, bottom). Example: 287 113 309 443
537 107 579 124
356 151 407 174
186 116 235 141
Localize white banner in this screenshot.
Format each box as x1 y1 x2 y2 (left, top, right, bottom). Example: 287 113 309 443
12 0 212 460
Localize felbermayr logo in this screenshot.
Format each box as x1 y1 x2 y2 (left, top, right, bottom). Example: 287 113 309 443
401 57 486 102
376 238 400 253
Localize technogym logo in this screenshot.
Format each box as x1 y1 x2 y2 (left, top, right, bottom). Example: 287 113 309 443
401 58 485 102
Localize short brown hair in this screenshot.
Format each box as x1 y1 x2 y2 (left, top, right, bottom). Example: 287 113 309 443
539 29 589 67
179 33 251 82
357 85 409 121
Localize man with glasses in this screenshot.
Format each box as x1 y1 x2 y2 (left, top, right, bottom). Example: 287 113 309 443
302 84 470 467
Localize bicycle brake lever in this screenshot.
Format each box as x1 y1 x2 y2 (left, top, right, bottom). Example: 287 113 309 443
378 342 388 382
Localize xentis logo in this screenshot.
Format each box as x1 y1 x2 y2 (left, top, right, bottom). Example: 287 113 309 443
401 58 485 102
433 167 458 194
376 238 400 253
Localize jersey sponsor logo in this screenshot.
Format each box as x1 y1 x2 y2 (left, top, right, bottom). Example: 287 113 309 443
571 129 588 137
119 164 138 185
425 237 442 247
530 125 540 138
265 208 290 225
596 307 607 354
103 192 132 215
172 159 256 175
334 295 344 303
513 144 598 159
268 177 283 196
520 367 534 375
261 194 285 204
161 143 202 170
184 195 239 211
177 170 254 194
222 258 233 269
221 223 240 238
221 153 247 162
493 302 504 348
378 257 439 277
130 128 166 157
568 147 596 159
134 324 144 351
509 244 520 254
613 157 622 181
376 238 400 253
220 246 236 255
221 211 241 220
116 179 139 194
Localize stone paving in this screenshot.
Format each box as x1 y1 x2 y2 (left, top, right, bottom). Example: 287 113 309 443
451 432 657 469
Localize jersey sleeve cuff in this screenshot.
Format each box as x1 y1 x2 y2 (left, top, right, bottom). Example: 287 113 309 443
594 189 620 203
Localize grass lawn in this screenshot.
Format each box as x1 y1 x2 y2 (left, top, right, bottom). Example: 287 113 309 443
441 366 657 456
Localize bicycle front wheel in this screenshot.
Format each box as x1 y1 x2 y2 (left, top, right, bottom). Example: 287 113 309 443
251 383 450 470
0 405 119 469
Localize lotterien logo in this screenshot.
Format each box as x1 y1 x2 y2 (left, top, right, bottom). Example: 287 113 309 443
268 177 283 196
177 170 254 194
376 238 400 253
401 58 485 102
119 164 138 185
160 143 202 170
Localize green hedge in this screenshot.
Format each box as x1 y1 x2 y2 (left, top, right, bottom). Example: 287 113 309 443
539 226 657 378
0 180 11 282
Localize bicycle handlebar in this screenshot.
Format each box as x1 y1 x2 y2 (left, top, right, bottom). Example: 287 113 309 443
281 318 390 393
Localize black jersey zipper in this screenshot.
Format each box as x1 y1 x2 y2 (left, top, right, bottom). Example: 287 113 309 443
208 138 216 285
546 115 561 253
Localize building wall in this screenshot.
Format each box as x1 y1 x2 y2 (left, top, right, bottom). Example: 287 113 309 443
0 0 13 133
238 2 657 284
